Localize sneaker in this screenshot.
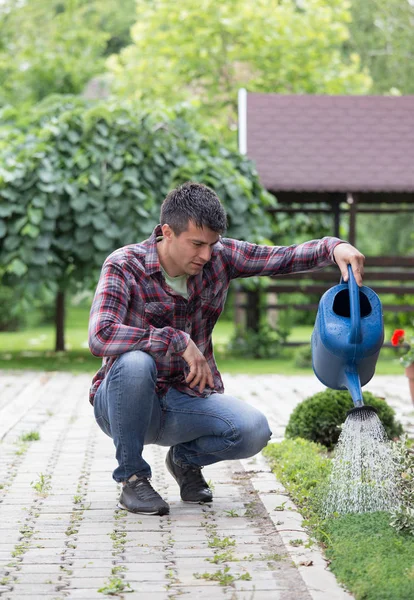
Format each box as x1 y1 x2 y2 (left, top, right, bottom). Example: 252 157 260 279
118 476 170 515
165 448 213 503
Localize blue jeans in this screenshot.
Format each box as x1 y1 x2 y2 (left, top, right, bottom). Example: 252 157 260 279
93 351 272 483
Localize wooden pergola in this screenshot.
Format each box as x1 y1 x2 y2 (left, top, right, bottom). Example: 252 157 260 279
237 91 414 327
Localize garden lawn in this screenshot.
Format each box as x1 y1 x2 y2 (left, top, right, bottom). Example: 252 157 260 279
0 304 406 375
263 439 414 600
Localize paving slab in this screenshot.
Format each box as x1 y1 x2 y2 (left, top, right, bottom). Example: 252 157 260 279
0 370 412 599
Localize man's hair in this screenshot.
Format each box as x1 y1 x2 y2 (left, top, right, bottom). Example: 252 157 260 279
160 182 227 235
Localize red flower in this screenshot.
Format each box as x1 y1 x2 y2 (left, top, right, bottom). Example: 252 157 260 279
391 329 405 346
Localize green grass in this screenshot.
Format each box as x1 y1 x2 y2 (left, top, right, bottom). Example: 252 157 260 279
325 513 414 600
0 304 407 375
263 439 414 600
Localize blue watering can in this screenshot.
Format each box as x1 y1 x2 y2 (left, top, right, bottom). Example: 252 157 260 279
311 265 384 416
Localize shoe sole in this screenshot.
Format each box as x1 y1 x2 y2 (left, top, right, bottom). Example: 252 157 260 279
117 502 169 516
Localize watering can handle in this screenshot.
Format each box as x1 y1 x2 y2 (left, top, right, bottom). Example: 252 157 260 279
340 265 362 344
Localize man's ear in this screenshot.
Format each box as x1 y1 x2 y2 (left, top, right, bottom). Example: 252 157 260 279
161 224 173 241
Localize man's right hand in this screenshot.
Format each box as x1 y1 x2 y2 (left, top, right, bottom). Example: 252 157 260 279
182 339 214 394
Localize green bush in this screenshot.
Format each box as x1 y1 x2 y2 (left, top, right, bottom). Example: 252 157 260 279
285 389 404 449
0 286 22 331
293 344 312 368
226 324 289 359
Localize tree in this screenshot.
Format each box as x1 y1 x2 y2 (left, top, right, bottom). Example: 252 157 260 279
0 0 137 107
108 0 371 139
346 0 414 94
0 96 276 350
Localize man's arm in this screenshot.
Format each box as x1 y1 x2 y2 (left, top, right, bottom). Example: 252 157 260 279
88 261 190 358
225 237 365 284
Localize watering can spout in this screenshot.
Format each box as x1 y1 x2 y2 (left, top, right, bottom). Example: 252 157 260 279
344 367 364 407
311 264 384 409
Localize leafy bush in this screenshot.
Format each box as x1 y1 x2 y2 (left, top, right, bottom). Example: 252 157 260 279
226 324 289 359
0 286 23 331
293 344 312 368
285 389 403 449
0 95 277 294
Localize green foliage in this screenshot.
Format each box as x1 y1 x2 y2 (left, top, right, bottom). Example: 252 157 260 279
0 283 57 331
263 439 414 600
324 512 414 600
109 0 370 140
346 0 414 95
194 566 251 586
263 438 332 518
285 389 403 448
98 577 132 595
19 431 40 442
30 473 52 496
0 96 275 299
0 0 137 107
0 286 22 331
390 435 414 536
226 323 289 359
293 345 313 369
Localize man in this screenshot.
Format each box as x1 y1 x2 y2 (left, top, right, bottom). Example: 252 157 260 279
88 181 364 516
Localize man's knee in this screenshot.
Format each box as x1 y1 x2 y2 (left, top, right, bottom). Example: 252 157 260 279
237 411 272 457
115 350 157 379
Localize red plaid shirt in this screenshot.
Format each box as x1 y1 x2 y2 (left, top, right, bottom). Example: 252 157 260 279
88 224 343 404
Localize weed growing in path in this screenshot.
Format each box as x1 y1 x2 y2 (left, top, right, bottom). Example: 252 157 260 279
194 566 251 586
111 565 127 576
224 509 239 517
206 550 235 564
19 431 40 442
208 535 236 550
289 539 304 547
98 577 132 595
30 473 52 496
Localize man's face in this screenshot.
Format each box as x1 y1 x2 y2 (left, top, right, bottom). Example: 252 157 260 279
161 220 220 276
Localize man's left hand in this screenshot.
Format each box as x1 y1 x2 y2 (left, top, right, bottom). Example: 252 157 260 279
333 243 365 286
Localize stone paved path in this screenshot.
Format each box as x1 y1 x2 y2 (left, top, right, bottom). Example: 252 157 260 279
0 371 412 600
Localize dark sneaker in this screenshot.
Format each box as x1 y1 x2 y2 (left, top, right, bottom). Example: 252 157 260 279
118 476 170 516
165 448 213 503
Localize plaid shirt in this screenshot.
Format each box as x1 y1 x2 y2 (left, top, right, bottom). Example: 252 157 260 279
88 224 343 404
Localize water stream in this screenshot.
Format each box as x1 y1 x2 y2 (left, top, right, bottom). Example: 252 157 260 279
323 409 400 516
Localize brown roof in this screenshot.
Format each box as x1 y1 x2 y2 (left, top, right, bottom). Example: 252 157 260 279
244 93 414 193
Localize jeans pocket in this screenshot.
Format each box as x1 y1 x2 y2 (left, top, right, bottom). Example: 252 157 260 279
95 414 112 438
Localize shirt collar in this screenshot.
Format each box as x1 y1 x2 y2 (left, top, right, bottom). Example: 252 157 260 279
145 224 163 275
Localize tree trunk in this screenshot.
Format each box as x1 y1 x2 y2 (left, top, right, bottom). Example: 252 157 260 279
55 290 65 352
245 289 261 333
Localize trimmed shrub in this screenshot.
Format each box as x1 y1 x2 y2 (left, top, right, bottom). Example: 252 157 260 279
285 389 404 449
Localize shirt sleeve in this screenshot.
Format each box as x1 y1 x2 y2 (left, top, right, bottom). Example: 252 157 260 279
224 237 345 279
88 261 190 358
